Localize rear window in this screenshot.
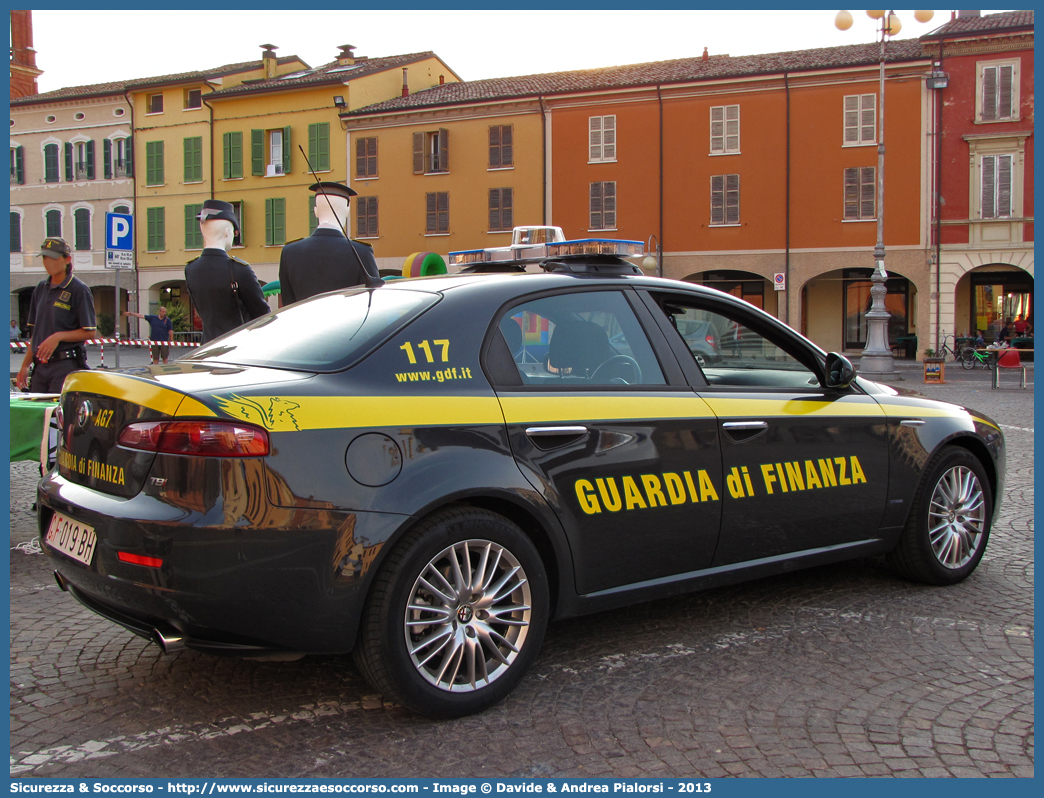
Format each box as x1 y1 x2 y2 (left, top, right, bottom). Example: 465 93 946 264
184 288 439 372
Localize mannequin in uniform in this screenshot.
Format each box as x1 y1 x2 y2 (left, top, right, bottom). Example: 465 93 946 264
278 181 382 306
184 200 270 343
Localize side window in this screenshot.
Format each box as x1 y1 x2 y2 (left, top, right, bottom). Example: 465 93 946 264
496 291 665 387
659 300 818 389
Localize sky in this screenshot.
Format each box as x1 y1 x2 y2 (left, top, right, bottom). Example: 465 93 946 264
27 8 981 95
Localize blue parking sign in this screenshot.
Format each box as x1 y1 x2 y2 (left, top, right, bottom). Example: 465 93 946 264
106 212 133 250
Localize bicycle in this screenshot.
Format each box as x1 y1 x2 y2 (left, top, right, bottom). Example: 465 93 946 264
961 345 996 370
936 333 962 362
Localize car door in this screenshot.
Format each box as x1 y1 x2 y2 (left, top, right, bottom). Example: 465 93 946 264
486 287 723 596
641 289 890 567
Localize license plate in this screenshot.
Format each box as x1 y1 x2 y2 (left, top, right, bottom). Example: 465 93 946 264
45 511 97 566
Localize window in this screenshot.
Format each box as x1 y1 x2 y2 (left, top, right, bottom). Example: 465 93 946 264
589 181 616 230
425 192 449 234
489 125 513 168
413 129 448 174
185 204 204 248
980 154 1013 219
489 188 513 231
183 136 203 183
44 144 60 183
843 167 876 220
253 128 291 176
113 205 130 216
74 208 91 250
105 137 132 178
308 122 330 172
356 196 378 238
70 140 95 180
10 145 24 185
146 207 165 251
589 116 616 162
230 200 244 247
74 112 85 121
710 105 740 154
45 209 62 238
223 132 243 179
10 212 22 253
184 88 202 110
843 94 876 145
979 62 1017 121
710 174 740 226
147 93 163 114
145 141 164 186
356 137 377 178
496 291 666 387
265 197 285 245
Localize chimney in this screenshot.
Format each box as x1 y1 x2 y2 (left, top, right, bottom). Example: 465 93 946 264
402 67 409 97
10 10 43 98
701 47 709 62
439 74 445 85
260 43 278 79
957 10 982 17
337 44 356 65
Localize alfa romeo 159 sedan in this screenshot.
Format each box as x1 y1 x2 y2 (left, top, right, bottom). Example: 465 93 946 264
39 254 1004 718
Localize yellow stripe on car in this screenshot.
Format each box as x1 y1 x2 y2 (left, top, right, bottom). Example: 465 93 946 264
63 371 218 418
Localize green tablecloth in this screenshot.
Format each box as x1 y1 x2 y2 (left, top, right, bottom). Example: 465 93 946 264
10 394 59 463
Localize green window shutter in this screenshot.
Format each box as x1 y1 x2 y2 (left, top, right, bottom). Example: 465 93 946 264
15 146 24 184
125 137 134 177
184 137 202 182
228 132 243 179
311 123 329 171
222 133 231 179
74 208 91 250
64 142 73 181
103 140 112 179
282 126 292 174
184 204 203 248
274 198 285 244
44 144 59 182
251 130 264 176
309 196 318 234
10 212 21 253
309 124 319 170
86 140 95 179
147 207 165 251
146 141 164 185
265 198 273 245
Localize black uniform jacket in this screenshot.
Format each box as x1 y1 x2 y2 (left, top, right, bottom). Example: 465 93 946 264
185 248 270 343
278 227 383 306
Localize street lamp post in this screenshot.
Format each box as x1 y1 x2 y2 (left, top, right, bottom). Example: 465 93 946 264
835 10 933 376
642 234 662 278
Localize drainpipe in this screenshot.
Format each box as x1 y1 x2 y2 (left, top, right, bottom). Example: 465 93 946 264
784 71 791 326
657 85 663 278
934 48 944 353
203 92 215 199
539 96 548 224
123 89 138 343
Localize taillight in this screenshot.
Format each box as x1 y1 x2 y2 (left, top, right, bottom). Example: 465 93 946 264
117 551 163 568
706 334 717 345
118 420 269 457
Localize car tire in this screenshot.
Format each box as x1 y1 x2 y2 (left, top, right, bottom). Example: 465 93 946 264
886 446 992 585
353 505 549 718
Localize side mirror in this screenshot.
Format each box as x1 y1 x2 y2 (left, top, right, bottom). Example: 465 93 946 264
824 352 856 389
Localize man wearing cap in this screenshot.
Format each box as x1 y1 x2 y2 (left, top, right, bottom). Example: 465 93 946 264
184 199 269 343
278 181 382 306
15 237 97 393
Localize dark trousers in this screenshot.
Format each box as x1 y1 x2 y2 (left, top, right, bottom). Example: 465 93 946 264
29 359 82 394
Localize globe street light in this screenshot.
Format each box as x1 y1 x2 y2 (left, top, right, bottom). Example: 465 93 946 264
835 10 933 375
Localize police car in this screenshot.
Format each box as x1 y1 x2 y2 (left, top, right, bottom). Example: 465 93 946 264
39 247 1005 718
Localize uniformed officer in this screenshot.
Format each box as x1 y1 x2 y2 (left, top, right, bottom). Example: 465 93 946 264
278 181 382 306
185 199 270 343
15 237 97 393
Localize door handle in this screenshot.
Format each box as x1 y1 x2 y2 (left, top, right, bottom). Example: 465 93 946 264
721 420 767 443
525 426 589 437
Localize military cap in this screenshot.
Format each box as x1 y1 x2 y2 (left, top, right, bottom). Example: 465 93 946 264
197 199 241 233
309 181 358 200
40 237 72 258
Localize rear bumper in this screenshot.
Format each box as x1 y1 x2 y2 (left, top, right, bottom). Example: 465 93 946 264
38 472 408 654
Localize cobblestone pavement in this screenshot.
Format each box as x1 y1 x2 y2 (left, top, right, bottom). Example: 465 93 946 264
9 373 1033 778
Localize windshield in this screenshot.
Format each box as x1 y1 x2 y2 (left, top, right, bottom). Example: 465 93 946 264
184 288 439 372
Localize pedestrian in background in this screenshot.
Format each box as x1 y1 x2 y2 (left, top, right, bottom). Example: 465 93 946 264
10 319 21 341
278 181 382 306
15 237 96 393
124 306 174 364
185 200 269 343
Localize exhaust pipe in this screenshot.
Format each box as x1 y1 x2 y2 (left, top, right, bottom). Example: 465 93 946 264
53 570 69 591
152 628 187 654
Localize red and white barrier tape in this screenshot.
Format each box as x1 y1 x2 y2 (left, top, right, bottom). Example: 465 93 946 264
11 339 201 351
